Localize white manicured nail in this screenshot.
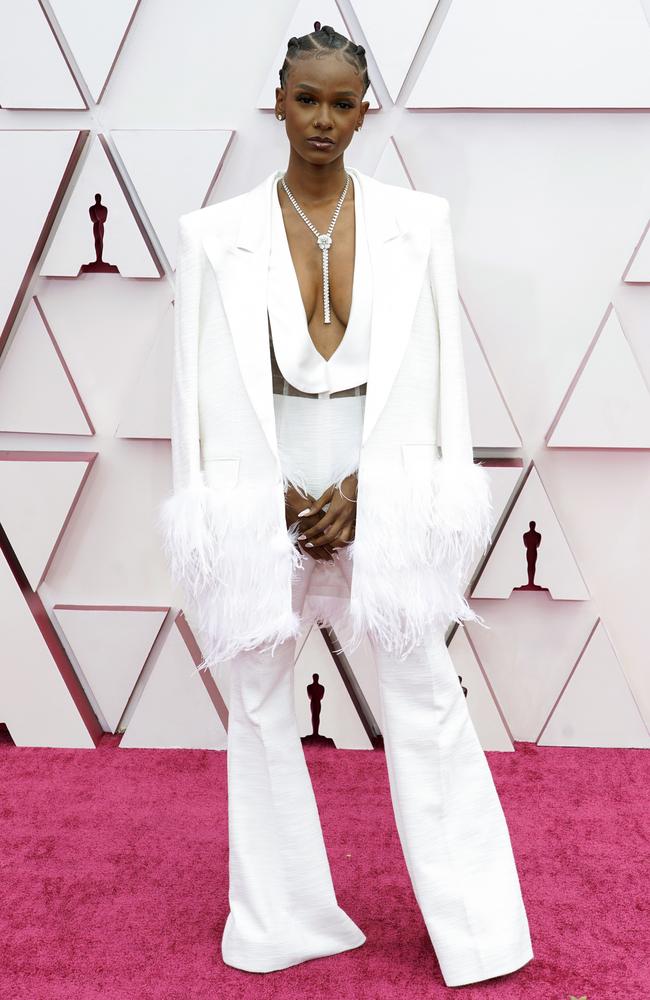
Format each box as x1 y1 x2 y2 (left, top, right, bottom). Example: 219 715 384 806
298 533 307 540
305 542 314 547
298 508 311 517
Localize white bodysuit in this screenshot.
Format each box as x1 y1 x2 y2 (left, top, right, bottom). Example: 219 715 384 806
266 171 370 630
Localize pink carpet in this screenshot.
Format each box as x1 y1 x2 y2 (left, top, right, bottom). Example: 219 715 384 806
1 727 647 1000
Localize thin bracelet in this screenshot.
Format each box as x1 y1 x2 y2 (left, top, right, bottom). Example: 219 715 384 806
337 484 357 503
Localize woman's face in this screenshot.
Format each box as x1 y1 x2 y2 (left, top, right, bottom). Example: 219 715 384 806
276 52 368 164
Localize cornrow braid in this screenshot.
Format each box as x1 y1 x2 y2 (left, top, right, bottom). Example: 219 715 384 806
278 20 370 97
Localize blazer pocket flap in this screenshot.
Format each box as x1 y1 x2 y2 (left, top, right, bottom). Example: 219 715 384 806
401 443 441 474
202 456 240 489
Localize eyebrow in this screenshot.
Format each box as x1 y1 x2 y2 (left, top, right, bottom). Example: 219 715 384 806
294 83 358 97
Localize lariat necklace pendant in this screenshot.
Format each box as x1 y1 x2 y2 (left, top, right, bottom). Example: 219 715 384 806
281 172 350 325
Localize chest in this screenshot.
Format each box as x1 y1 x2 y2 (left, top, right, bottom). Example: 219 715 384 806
277 189 356 362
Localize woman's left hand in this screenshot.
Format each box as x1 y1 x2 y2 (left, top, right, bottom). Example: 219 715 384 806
296 473 358 552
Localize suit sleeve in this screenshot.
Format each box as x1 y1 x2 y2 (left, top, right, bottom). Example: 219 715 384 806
155 215 218 605
169 214 202 494
429 198 474 465
427 197 493 585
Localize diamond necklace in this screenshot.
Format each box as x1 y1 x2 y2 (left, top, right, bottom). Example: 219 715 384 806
280 171 350 325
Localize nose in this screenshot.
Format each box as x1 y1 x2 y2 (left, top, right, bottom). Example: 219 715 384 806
314 109 334 128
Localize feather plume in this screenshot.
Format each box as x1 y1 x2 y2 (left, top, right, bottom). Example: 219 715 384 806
341 457 493 660
156 477 304 675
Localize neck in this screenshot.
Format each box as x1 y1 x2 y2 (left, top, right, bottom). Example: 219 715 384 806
281 155 350 209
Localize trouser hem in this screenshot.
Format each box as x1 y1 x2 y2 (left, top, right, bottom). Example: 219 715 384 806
220 908 367 974
441 941 534 988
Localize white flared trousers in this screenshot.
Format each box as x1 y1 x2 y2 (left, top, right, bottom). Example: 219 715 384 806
220 554 534 987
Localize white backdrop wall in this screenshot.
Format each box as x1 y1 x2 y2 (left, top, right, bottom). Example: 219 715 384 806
1 0 649 750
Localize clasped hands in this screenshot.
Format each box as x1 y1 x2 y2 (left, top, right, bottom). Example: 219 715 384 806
284 473 358 562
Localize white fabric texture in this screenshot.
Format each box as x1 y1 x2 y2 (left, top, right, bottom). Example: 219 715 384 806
221 632 366 974
267 170 371 395
156 168 494 669
272 391 365 501
221 558 534 984
267 169 370 631
371 625 534 986
163 172 533 986
269 169 368 501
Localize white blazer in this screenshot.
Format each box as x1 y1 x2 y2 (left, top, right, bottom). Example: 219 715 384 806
157 167 493 669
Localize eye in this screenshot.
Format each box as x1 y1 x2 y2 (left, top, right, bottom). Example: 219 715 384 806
296 95 354 109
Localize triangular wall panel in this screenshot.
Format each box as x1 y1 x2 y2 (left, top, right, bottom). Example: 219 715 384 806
0 553 95 748
407 0 650 108
112 129 233 267
448 627 514 751
467 596 599 742
50 0 141 104
0 130 80 342
461 298 521 449
0 297 94 435
547 306 650 448
41 136 160 278
473 463 590 601
114 303 173 440
53 605 168 732
120 613 228 750
0 0 85 109
352 0 438 103
373 139 415 189
0 452 96 591
622 219 650 282
539 620 650 748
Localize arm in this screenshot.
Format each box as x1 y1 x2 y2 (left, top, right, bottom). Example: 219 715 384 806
428 197 493 582
156 215 217 602
430 198 474 465
170 215 202 494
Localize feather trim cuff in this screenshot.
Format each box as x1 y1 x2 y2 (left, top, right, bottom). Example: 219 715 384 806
156 478 303 671
345 458 494 660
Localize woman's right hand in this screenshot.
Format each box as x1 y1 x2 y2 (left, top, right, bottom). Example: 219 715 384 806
284 483 334 562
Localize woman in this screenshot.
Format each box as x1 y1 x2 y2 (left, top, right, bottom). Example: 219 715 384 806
158 22 534 988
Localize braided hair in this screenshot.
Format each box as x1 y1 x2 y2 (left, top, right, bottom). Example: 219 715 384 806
278 21 370 98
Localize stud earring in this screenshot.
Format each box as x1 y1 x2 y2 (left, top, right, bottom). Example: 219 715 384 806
276 113 284 120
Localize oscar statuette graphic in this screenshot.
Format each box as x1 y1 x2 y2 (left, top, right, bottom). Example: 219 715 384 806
79 193 119 274
302 673 335 747
513 519 550 593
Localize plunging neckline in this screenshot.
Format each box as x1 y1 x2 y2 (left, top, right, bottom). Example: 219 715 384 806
267 167 370 396
274 171 359 365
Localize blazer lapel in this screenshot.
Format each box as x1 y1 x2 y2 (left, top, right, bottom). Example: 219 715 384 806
356 169 431 447
201 169 281 463
201 166 431 464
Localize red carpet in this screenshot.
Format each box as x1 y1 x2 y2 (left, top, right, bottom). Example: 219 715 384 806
1 731 647 999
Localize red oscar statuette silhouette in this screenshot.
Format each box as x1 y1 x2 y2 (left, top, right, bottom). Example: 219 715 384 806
513 519 549 593
301 673 335 747
79 193 119 273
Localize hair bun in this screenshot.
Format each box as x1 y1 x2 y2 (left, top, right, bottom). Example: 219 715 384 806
313 20 321 31
356 44 366 56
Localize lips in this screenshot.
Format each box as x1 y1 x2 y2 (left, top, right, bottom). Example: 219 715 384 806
307 137 334 145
